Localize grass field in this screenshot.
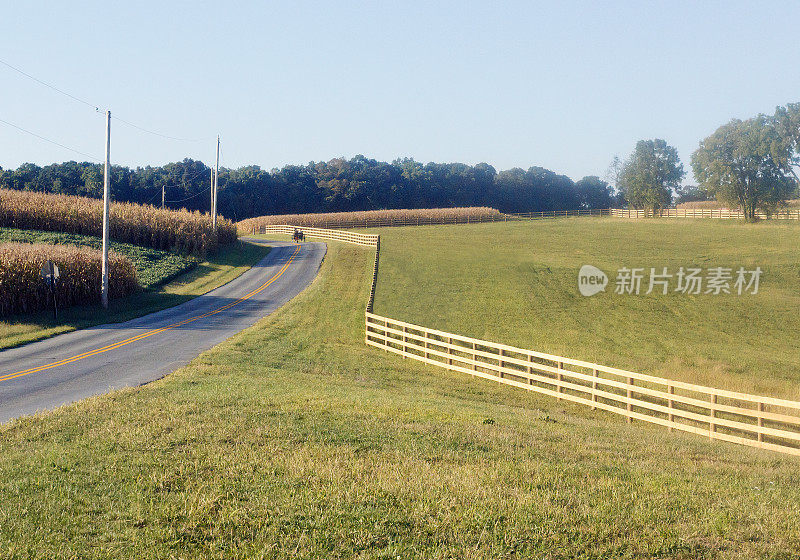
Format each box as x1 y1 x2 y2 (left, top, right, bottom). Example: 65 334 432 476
371 218 800 399
1 242 798 559
0 239 270 350
0 227 196 289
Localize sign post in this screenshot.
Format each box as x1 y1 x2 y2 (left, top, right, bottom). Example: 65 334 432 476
40 260 60 320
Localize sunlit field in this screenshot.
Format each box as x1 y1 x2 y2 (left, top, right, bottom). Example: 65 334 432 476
1 242 799 559
371 218 800 399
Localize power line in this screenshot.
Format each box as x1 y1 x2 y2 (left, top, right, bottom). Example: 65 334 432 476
143 189 162 205
114 115 208 142
0 57 210 143
159 167 214 204
0 58 100 112
0 116 101 161
166 184 212 204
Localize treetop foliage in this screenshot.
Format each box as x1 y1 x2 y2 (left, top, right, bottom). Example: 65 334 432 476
618 139 685 212
692 111 798 220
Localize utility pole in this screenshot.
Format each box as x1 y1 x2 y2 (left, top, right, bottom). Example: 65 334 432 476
161 184 165 209
212 135 219 230
101 110 111 309
210 166 215 219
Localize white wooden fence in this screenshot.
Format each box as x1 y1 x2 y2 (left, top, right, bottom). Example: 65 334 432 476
258 223 800 456
256 224 379 247
610 208 800 220
365 313 800 456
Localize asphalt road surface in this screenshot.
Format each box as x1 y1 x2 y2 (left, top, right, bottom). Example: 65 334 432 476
0 239 325 423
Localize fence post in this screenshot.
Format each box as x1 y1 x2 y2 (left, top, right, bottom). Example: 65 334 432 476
447 337 453 366
528 354 533 385
626 377 633 423
402 325 407 358
668 385 675 431
472 342 477 371
424 330 429 359
710 394 717 438
498 348 504 380
592 368 598 410
557 362 563 399
758 402 765 443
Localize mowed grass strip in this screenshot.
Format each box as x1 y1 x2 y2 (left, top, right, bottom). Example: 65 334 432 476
371 218 800 399
0 243 798 559
0 239 270 350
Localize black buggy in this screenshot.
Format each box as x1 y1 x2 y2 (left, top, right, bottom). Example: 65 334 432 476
292 229 305 243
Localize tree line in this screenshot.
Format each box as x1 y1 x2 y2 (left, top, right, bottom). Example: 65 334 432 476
3 103 797 221
0 157 615 220
613 103 800 220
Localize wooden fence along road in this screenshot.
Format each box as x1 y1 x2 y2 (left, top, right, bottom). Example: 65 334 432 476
257 225 379 247
261 224 800 457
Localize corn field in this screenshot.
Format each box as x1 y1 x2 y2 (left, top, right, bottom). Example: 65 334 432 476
0 189 238 255
0 243 139 317
238 207 504 233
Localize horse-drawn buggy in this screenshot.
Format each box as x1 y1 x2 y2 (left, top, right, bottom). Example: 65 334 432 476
292 228 305 243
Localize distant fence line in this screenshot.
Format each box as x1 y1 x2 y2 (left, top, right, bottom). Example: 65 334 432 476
256 224 379 247
610 208 800 220
252 214 513 233
509 209 611 219
261 224 800 457
251 207 800 232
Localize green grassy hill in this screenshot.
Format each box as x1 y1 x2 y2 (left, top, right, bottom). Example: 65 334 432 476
1 242 799 558
371 218 800 399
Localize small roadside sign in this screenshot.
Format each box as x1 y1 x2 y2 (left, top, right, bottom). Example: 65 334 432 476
40 260 60 281
40 260 60 319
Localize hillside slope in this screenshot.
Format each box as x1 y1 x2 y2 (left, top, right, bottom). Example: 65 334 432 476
1 242 798 559
371 219 800 399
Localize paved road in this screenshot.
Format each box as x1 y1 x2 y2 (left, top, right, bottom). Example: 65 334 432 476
0 240 325 423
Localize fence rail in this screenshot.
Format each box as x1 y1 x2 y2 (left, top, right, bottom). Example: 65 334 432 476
252 214 512 232
365 313 800 456
257 224 379 247
509 209 611 219
610 208 800 220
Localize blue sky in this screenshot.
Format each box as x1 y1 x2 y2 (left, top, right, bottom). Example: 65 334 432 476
1 1 798 184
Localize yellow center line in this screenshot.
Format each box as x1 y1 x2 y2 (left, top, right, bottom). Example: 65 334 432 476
0 243 301 384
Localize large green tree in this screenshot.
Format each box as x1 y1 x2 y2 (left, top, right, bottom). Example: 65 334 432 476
691 116 796 221
574 176 613 209
618 139 684 213
773 102 800 185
